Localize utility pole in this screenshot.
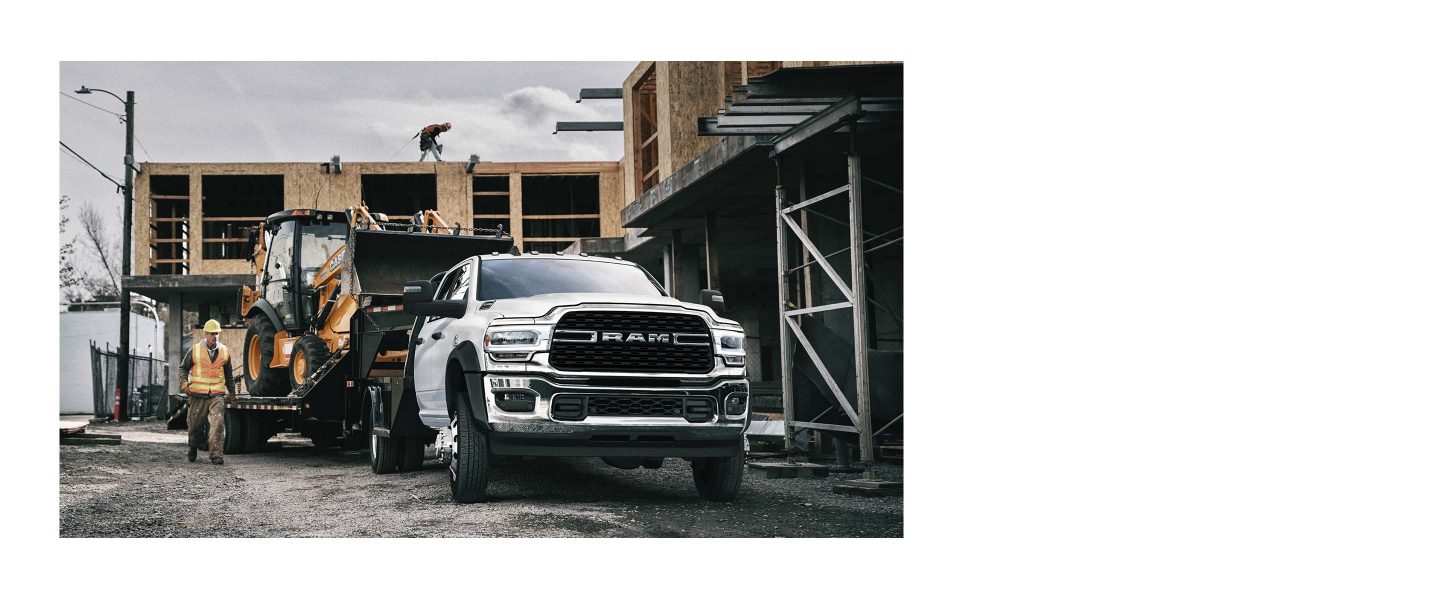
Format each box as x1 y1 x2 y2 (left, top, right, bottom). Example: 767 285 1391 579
117 91 135 421
75 85 136 421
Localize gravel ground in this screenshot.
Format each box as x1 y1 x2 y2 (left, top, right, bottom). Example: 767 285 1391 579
60 419 902 538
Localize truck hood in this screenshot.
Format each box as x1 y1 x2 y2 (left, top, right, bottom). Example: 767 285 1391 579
486 293 738 326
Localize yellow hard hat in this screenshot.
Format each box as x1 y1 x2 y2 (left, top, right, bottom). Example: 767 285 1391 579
203 319 222 333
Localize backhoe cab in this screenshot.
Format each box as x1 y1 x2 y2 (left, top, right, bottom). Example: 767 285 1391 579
238 206 511 397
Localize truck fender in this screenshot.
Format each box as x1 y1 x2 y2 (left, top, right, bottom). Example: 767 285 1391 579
446 342 491 431
245 298 284 333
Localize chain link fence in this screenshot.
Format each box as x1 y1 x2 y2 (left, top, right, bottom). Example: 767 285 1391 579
89 342 170 419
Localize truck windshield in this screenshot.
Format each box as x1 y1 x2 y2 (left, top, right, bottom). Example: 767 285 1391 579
479 258 664 300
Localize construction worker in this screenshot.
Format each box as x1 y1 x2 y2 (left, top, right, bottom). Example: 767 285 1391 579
418 122 451 162
179 319 236 465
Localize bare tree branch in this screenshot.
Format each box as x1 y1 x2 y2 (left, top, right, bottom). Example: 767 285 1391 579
77 202 120 294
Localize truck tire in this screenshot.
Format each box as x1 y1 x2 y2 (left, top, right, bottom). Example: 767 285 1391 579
399 436 426 471
287 335 331 391
243 412 270 453
244 316 289 397
223 408 248 454
691 452 745 502
450 395 491 503
370 431 400 474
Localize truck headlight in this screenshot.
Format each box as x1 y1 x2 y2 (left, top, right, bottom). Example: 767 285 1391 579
483 328 547 359
486 330 540 347
715 332 746 367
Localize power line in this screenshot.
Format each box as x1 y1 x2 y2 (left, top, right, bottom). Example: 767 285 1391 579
59 91 124 120
59 141 124 191
134 134 153 161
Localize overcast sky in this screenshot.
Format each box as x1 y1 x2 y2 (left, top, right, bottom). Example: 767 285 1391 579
58 61 636 278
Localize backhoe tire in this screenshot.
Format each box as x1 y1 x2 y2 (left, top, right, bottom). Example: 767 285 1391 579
399 436 427 472
691 451 745 502
370 431 400 474
287 335 331 392
243 317 289 397
449 395 491 503
223 408 248 454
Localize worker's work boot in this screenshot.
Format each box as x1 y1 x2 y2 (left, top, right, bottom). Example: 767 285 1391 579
188 447 197 462
211 457 224 465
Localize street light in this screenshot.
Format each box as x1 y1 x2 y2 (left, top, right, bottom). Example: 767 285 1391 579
77 84 136 422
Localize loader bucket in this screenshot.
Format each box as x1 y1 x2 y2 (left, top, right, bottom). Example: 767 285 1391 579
349 229 513 295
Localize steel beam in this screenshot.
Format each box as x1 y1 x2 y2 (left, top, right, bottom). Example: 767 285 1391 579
576 88 622 101
784 301 852 316
771 96 863 156
775 160 796 456
785 315 861 428
782 212 853 303
874 413 904 437
789 420 859 434
782 183 849 215
847 126 875 470
554 121 623 132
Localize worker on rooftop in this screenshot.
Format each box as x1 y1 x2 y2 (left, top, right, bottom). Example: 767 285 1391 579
418 122 451 162
179 319 236 465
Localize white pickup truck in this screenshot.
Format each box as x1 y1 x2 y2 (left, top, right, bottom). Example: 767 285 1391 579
400 252 750 503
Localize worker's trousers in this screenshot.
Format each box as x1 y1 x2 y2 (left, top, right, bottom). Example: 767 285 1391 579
419 135 443 161
187 394 226 460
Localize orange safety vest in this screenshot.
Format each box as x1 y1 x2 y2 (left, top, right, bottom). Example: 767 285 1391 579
188 342 230 395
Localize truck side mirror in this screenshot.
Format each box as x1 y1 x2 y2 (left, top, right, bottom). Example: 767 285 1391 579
700 289 727 315
403 279 465 318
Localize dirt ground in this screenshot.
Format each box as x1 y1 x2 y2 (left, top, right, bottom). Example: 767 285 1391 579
59 419 903 538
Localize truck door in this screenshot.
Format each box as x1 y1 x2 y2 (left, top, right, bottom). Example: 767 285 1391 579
411 259 473 411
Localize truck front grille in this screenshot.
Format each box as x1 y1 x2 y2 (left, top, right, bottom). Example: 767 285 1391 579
550 311 713 374
550 395 715 423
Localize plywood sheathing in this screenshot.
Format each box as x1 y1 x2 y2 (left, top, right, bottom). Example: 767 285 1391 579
133 160 620 276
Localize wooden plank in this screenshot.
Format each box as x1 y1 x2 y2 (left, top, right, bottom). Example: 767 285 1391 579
471 214 510 219
151 217 188 223
149 238 190 243
520 214 601 220
471 191 510 196
150 259 189 264
201 237 250 243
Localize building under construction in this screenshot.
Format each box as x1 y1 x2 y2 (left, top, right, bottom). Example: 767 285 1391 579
565 61 904 464
127 160 623 375
123 60 903 463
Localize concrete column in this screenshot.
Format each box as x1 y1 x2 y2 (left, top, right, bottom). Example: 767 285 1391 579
704 212 721 290
661 241 674 295
166 293 185 394
670 229 683 301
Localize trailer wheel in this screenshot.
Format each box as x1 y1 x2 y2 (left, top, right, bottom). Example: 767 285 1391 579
399 437 427 472
243 412 270 453
223 408 248 454
287 335 331 391
450 395 491 503
691 451 745 502
244 316 289 397
370 431 400 474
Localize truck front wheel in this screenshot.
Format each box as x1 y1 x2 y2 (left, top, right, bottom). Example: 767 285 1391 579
691 452 745 501
450 394 491 503
370 431 400 474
